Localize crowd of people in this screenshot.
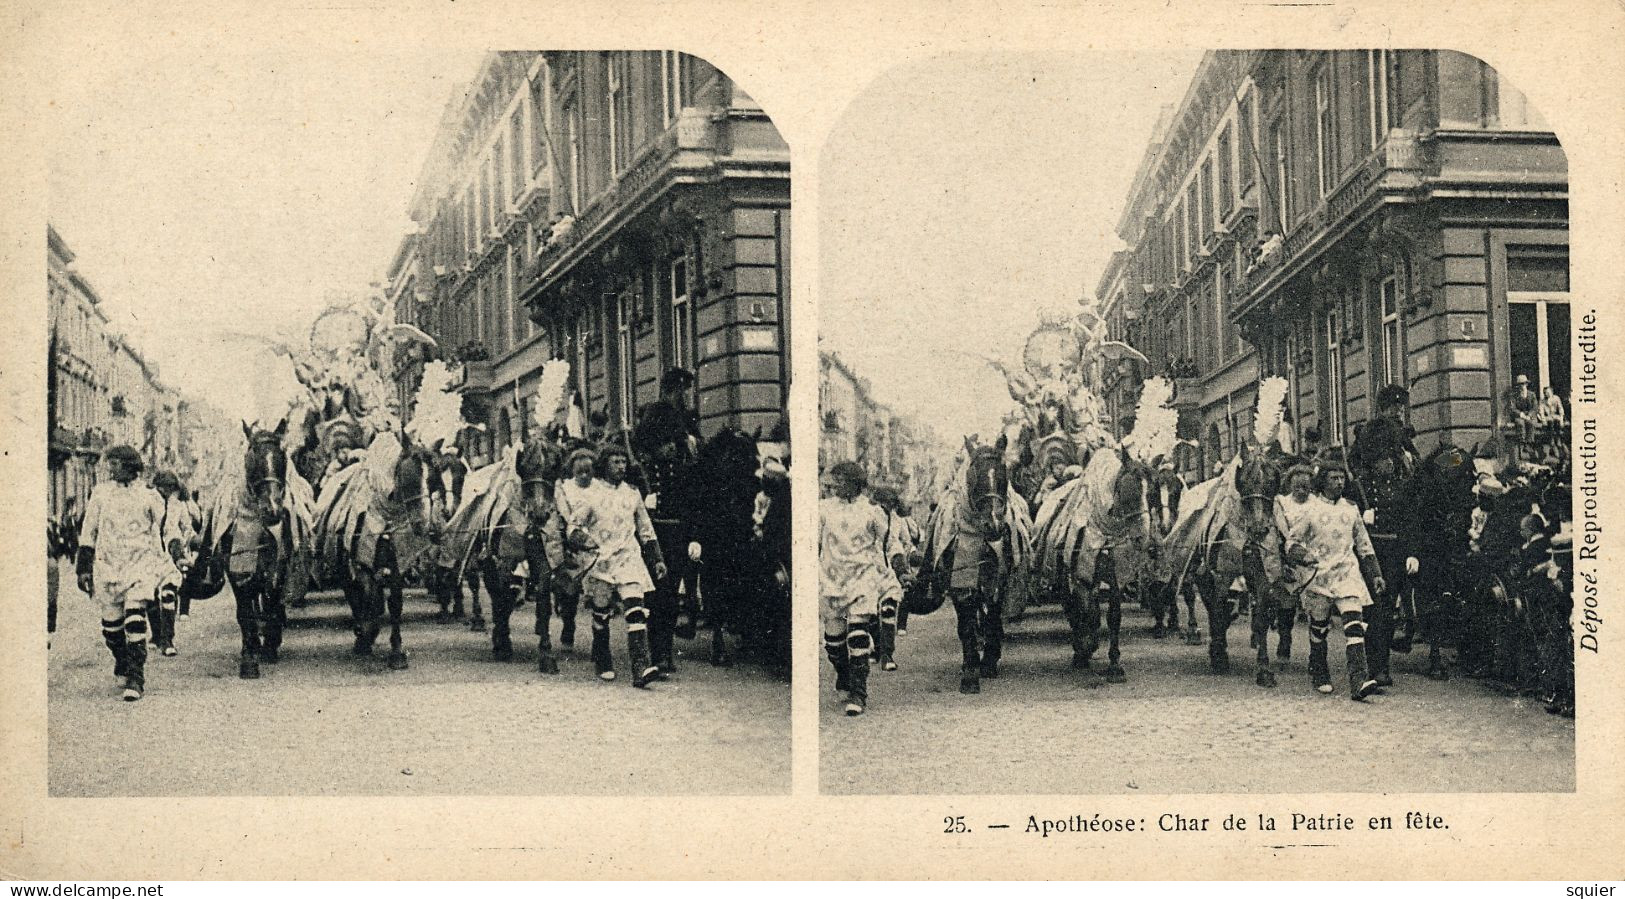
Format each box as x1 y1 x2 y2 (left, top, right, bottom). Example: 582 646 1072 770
52 367 793 700
820 381 1576 721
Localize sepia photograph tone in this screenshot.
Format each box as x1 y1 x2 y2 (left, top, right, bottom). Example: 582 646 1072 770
819 49 1575 795
4 0 1623 883
45 49 792 797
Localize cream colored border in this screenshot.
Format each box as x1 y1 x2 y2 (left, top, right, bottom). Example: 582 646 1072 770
2 0 1622 880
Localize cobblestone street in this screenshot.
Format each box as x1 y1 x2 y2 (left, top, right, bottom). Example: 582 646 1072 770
50 584 789 797
821 602 1574 795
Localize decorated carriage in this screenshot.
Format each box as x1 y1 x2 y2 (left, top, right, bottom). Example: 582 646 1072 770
914 299 1184 690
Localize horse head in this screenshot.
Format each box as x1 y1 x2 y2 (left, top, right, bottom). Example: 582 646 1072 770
1234 444 1284 540
242 419 289 521
516 438 563 510
1421 441 1482 522
393 433 434 532
704 427 762 482
1108 446 1154 525
964 435 1010 542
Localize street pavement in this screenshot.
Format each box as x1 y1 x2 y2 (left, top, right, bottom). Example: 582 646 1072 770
821 600 1575 795
49 582 790 796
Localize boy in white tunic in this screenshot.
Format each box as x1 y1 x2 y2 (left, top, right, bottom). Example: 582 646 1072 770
820 462 892 716
76 446 180 701
561 443 667 687
1294 459 1385 701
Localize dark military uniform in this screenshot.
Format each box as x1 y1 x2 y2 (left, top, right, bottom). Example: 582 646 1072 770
1349 393 1421 685
632 391 703 672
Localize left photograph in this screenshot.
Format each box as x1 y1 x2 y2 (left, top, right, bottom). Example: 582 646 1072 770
46 50 792 796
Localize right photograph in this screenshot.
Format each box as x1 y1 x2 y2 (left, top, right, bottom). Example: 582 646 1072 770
818 50 1574 794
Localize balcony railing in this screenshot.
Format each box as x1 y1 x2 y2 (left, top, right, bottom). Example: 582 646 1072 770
1240 128 1425 301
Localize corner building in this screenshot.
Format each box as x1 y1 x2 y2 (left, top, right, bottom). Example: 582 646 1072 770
390 51 790 455
1097 50 1567 476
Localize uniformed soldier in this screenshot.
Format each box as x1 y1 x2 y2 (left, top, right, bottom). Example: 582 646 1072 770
1349 384 1421 688
632 367 703 673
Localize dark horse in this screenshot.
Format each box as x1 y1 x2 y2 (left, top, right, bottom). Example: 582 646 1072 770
216 421 296 680
1400 442 1480 680
319 433 434 671
690 427 767 667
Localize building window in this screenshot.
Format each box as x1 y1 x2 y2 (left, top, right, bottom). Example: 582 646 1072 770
509 110 526 202
661 51 686 127
1272 121 1290 229
1321 307 1345 443
1239 92 1257 193
1315 64 1335 197
1185 182 1199 260
1366 49 1390 150
1195 172 1208 244
1176 201 1189 269
616 291 634 424
1507 250 1571 399
1378 273 1403 387
1217 123 1234 213
670 254 694 372
606 53 623 175
530 75 549 182
565 98 583 214
492 139 507 222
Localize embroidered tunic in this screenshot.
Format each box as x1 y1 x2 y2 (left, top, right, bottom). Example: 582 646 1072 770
820 497 897 613
1301 495 1376 604
563 478 657 593
79 481 177 596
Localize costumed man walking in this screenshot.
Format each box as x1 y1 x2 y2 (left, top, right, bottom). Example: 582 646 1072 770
76 445 180 701
632 367 703 673
556 442 667 687
150 471 195 657
867 486 910 672
820 462 890 716
1293 458 1385 701
751 416 793 675
892 497 923 637
1349 383 1421 688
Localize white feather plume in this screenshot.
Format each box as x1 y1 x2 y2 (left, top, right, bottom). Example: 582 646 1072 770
405 360 465 450
530 359 573 436
1123 375 1178 466
1252 376 1289 449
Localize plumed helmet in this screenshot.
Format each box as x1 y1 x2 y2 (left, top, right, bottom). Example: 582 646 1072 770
1035 433 1077 471
1377 383 1410 410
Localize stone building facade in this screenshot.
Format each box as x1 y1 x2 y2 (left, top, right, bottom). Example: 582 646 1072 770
390 51 791 456
1098 50 1566 479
